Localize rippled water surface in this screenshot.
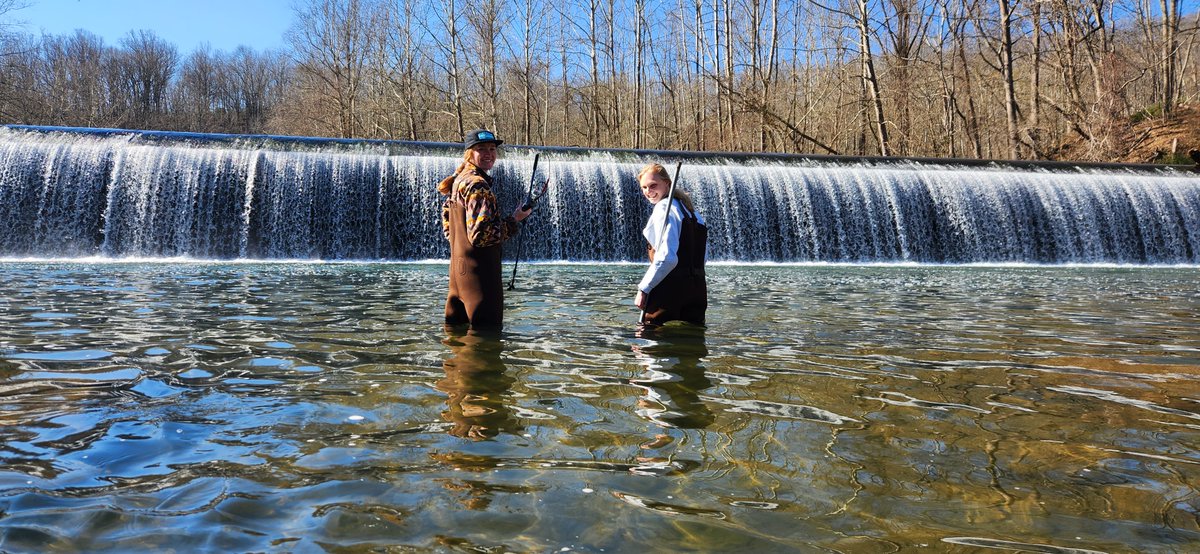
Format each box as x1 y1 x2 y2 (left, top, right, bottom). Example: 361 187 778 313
1 262 1199 553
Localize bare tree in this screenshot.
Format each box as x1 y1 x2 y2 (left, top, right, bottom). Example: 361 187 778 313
632 0 645 148
1025 0 1045 157
1133 0 1184 115
1157 0 1183 115
879 0 933 155
584 0 603 145
512 0 549 144
39 30 107 126
378 0 427 140
550 3 574 145
287 0 380 138
998 0 1022 158
840 0 891 155
224 47 290 133
722 0 735 147
106 30 178 129
0 33 44 122
176 45 219 131
465 0 505 130
604 0 621 145
688 0 706 149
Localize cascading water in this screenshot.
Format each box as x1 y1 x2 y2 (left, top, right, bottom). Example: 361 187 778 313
1 126 1198 264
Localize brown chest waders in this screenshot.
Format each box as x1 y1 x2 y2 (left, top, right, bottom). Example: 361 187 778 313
445 203 504 328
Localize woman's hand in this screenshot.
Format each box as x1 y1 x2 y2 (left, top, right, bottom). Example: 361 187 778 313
512 205 532 222
635 290 647 309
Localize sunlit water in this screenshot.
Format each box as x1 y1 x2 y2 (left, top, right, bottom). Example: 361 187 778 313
1 262 1198 553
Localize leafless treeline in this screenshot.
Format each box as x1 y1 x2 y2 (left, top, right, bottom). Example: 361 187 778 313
1 0 1197 161
0 27 290 134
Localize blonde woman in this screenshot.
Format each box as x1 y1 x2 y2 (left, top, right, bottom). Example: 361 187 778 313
437 129 531 328
634 163 708 327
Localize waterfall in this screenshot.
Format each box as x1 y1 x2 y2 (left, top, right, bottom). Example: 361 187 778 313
1 127 1198 264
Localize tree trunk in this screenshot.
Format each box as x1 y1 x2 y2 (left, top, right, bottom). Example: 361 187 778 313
634 0 645 149
724 0 735 149
1027 0 1044 156
606 0 619 145
693 0 705 150
999 0 1021 159
521 0 536 143
954 0 982 158
588 0 602 146
857 0 890 156
713 0 724 148
1160 0 1180 115
445 0 465 138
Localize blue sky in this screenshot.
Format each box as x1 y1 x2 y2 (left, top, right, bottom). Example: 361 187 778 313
11 0 294 54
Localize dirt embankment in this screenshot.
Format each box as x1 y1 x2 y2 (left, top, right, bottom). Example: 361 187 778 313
1122 104 1200 165
1050 104 1200 166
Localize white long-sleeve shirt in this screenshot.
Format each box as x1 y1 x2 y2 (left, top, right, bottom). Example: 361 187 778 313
638 198 706 293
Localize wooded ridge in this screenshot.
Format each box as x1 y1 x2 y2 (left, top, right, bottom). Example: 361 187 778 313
0 0 1196 164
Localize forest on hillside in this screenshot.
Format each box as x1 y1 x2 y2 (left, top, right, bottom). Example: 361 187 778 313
0 0 1196 162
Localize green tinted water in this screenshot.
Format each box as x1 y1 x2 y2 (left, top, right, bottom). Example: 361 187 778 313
1 262 1198 552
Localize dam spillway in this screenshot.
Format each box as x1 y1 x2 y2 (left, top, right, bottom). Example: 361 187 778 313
0 126 1197 264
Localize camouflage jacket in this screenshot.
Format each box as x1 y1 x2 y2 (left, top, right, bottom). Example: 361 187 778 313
441 163 519 248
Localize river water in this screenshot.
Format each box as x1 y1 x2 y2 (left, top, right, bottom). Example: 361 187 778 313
1 261 1198 552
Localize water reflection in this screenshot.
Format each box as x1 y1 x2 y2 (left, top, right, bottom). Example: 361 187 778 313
625 326 714 476
629 326 714 430
437 326 517 440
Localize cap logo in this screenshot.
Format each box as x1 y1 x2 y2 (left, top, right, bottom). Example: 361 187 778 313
477 131 494 140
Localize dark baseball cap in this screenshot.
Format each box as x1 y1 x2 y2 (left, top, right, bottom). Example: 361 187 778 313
464 129 503 149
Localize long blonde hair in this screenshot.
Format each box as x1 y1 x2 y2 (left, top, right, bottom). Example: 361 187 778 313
636 163 694 212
